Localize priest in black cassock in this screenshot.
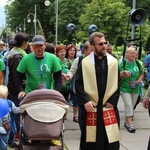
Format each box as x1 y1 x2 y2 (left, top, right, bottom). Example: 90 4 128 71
75 32 120 150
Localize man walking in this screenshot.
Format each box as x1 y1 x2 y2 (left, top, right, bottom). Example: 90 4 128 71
75 32 120 150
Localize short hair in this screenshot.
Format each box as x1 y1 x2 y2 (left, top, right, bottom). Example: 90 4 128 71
45 43 55 54
83 41 90 51
89 32 105 45
0 85 8 98
107 44 112 47
125 47 136 59
126 47 136 53
55 45 66 55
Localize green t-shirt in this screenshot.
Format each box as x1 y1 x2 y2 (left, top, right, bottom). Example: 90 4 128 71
58 58 71 91
0 59 5 71
17 52 61 94
119 59 143 94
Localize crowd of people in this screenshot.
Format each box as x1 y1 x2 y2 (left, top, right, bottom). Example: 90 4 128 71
0 31 149 150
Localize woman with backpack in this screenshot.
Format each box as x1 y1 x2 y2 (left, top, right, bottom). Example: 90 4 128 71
7 32 29 145
119 47 144 133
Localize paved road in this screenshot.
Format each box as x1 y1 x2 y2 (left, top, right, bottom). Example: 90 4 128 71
8 96 150 150
64 97 150 150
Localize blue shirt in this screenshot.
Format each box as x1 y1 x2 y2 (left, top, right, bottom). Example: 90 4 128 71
143 54 150 81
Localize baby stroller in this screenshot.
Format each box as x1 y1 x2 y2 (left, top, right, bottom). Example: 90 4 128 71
18 89 69 150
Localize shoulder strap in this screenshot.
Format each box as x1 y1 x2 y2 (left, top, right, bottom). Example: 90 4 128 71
78 56 83 67
135 60 141 71
123 59 126 70
123 59 141 71
67 59 71 69
7 100 12 108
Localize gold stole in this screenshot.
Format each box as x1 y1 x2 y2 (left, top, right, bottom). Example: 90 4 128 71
82 52 121 143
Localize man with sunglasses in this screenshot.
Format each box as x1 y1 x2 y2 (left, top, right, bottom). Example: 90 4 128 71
75 32 120 150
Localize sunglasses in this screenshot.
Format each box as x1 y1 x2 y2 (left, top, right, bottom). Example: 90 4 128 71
95 42 108 46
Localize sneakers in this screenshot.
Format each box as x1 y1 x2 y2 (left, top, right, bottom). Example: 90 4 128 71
50 140 61 146
124 122 136 133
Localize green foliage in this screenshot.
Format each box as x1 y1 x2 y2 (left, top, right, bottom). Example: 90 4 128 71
144 34 150 52
3 0 150 46
113 45 124 59
79 1 130 43
56 0 87 43
0 27 13 44
115 35 125 47
63 40 67 45
113 45 147 61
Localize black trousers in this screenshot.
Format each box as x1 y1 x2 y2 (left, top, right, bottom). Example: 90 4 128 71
147 102 150 150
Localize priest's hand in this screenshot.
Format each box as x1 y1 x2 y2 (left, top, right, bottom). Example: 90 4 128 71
84 101 96 112
105 102 114 108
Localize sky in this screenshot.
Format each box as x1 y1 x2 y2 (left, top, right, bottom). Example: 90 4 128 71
0 0 8 28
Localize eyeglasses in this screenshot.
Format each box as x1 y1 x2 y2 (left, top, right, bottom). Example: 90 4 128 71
95 42 108 46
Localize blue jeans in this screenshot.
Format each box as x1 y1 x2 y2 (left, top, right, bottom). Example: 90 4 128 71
0 133 9 150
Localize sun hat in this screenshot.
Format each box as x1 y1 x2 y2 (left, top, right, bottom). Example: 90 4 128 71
0 40 4 45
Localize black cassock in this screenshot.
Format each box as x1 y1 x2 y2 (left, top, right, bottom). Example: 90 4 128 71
75 55 120 150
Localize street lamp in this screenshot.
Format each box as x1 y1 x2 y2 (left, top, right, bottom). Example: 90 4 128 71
19 24 24 32
27 5 37 35
15 26 19 33
44 0 51 6
44 0 58 45
24 18 26 32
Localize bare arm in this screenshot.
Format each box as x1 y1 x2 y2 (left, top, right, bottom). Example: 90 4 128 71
0 71 4 85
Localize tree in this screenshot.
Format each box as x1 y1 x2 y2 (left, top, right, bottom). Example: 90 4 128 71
145 35 150 52
79 0 130 44
57 0 87 43
5 0 57 41
4 0 150 46
115 35 124 47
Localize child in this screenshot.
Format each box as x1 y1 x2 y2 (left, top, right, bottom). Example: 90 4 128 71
0 85 20 150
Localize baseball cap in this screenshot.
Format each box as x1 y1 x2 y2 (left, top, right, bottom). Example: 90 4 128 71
32 35 46 45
